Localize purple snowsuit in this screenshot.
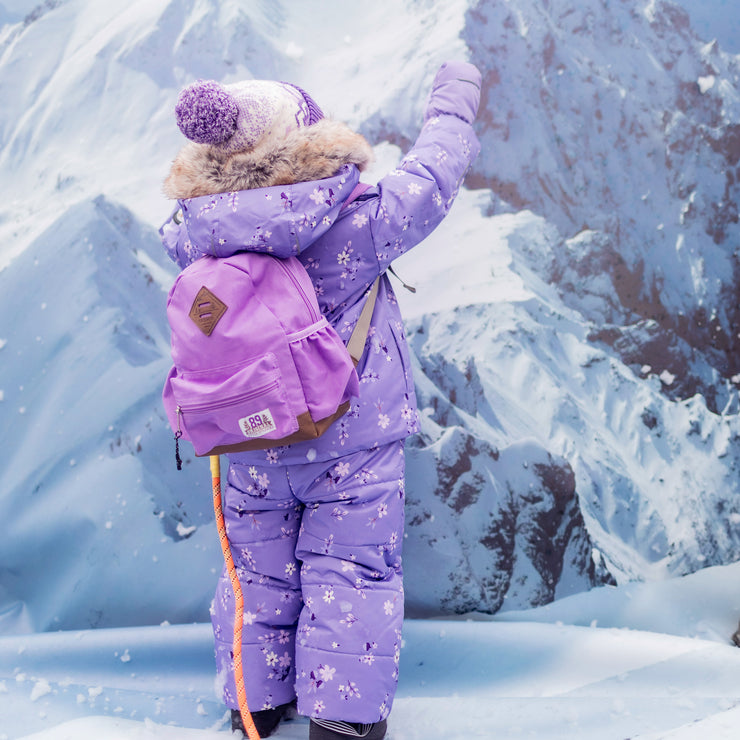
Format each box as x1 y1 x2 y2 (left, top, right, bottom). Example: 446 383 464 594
160 63 481 724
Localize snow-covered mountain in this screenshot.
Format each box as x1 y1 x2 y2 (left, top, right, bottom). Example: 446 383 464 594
1 0 739 633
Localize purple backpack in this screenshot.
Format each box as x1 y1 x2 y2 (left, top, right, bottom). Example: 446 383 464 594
162 250 372 464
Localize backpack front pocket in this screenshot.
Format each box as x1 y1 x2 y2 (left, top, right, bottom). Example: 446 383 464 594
168 353 299 456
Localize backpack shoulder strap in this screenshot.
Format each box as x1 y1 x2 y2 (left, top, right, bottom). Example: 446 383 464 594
339 180 379 365
346 277 380 366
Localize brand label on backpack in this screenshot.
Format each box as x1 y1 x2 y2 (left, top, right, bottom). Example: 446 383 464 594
238 409 277 438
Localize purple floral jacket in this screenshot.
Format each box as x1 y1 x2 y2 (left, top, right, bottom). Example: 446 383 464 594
160 94 480 466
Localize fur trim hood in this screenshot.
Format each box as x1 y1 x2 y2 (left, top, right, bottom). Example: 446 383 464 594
164 119 373 200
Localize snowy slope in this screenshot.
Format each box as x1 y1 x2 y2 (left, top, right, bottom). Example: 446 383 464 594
3 563 740 740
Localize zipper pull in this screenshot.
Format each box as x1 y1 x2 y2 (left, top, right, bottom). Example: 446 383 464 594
175 406 184 471
388 265 416 293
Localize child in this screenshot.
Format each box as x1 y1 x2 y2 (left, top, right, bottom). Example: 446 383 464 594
160 62 481 739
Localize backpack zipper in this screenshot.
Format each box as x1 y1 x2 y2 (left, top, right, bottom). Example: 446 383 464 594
274 258 319 323
173 378 282 468
176 378 280 415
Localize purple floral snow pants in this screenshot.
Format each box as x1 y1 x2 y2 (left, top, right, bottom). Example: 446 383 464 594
211 440 406 724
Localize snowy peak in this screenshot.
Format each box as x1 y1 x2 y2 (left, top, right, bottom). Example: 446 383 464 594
464 0 740 376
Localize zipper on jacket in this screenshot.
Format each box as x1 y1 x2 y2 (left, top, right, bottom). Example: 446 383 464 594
274 258 319 323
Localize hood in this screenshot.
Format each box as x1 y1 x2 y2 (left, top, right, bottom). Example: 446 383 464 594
177 163 365 260
163 118 373 200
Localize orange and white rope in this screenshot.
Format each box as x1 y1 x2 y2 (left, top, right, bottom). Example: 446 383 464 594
211 455 260 740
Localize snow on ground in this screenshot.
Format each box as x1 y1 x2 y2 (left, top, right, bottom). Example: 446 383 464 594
3 562 740 740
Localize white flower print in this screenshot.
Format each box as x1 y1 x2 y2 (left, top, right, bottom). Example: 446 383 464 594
285 562 296 577
314 700 325 714
197 199 216 218
352 211 368 228
308 664 335 692
240 547 256 568
339 681 361 701
319 665 336 683
243 611 257 626
309 187 325 205
377 503 388 518
341 613 358 628
337 244 353 266
338 419 350 445
408 182 422 196
378 413 390 430
298 623 316 643
265 449 279 464
323 586 335 604
355 468 378 485
334 462 350 478
265 650 278 667
384 599 395 616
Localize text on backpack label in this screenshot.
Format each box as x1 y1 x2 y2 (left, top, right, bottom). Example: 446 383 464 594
238 409 277 438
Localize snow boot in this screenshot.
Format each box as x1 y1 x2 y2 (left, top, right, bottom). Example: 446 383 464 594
309 718 387 740
232 702 294 738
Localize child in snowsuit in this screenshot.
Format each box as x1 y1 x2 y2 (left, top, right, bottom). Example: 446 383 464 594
160 62 481 739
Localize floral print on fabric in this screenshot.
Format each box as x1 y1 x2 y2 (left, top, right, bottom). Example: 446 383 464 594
163 97 480 724
211 441 406 723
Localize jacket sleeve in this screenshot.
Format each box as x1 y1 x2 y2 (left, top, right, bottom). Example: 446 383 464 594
359 61 482 272
159 209 202 269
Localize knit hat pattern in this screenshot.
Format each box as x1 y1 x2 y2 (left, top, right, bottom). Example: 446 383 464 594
175 79 323 154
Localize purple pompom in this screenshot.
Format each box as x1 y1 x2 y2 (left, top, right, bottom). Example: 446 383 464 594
175 80 239 145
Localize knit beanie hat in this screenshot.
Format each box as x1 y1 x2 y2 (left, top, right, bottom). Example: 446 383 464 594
174 79 324 154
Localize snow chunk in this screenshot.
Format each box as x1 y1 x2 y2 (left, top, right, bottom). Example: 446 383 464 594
176 522 197 538
659 370 676 386
30 678 52 701
698 75 716 94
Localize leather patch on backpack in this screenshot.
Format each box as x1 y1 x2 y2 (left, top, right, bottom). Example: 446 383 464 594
189 286 227 336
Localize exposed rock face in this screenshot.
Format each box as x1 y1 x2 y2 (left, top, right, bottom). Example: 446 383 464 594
463 0 740 402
